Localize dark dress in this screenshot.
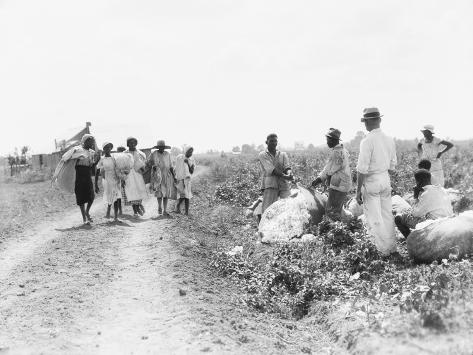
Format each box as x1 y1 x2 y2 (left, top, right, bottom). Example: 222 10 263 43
75 165 94 205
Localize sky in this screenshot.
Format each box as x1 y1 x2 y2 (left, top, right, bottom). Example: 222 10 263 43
1 0 473 155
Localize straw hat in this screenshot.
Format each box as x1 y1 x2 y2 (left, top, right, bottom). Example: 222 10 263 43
361 107 383 121
154 140 171 149
325 128 342 141
421 124 435 134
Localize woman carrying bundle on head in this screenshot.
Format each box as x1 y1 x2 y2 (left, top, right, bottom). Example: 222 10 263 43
174 146 195 215
52 134 97 225
147 140 176 217
95 142 121 222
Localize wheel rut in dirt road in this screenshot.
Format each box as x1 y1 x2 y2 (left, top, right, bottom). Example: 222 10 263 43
0 195 221 354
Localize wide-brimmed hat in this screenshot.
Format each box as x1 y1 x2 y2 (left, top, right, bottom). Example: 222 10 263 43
421 124 435 134
154 140 171 149
325 128 342 141
361 107 383 121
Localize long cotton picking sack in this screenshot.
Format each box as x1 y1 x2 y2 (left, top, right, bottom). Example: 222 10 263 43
258 186 326 244
407 211 473 263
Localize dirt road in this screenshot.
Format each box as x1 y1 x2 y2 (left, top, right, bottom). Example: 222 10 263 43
2 167 343 355
0 191 229 354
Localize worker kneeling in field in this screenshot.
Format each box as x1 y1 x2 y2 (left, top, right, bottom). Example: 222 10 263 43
311 128 351 221
395 169 453 238
258 134 293 213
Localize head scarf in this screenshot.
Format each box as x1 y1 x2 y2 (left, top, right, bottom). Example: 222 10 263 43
102 142 113 150
126 136 138 146
183 145 193 155
81 134 95 145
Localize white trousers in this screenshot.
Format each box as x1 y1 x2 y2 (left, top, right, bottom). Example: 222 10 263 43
362 172 397 255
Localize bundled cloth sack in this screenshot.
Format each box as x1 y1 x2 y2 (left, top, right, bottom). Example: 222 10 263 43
346 197 364 218
407 211 473 263
113 152 134 180
391 195 412 215
347 195 411 218
258 186 326 244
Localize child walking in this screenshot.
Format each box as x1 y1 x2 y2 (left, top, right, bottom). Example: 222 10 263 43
174 146 195 215
95 142 121 221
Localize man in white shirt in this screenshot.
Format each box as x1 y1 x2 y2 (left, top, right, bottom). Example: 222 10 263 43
258 134 293 213
356 107 398 255
395 169 453 237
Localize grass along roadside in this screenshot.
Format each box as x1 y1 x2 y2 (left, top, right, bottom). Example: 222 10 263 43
173 154 473 353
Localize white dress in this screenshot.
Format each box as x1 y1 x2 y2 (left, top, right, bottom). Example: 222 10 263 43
123 149 148 205
97 156 120 206
175 154 196 199
419 137 445 186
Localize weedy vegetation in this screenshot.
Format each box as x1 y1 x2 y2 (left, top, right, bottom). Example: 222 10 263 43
183 144 473 350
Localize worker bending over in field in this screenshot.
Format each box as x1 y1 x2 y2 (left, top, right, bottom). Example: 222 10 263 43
258 134 293 213
395 169 453 237
417 125 454 187
356 107 398 255
311 128 351 221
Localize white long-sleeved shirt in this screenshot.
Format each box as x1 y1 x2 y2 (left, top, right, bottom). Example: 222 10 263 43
356 128 397 175
175 154 195 180
412 185 453 219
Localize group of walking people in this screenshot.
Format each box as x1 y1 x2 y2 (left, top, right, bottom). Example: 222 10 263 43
52 136 196 225
258 107 454 256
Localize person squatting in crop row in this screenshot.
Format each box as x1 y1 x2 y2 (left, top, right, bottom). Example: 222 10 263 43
311 128 352 221
95 142 121 222
417 125 453 187
258 133 294 214
356 107 398 256
52 134 98 225
394 169 453 238
174 146 196 215
122 137 148 217
146 140 176 217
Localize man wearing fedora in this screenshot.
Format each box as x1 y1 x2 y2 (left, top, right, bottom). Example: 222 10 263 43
417 125 453 187
356 107 398 255
312 128 351 221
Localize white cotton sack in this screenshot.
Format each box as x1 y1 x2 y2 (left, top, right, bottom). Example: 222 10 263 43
346 197 364 218
392 195 411 215
407 210 473 263
113 152 133 171
258 193 311 244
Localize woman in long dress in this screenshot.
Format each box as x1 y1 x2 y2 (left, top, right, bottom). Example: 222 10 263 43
174 146 195 215
123 137 148 217
95 142 121 221
147 140 176 216
52 134 97 225
417 125 454 187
